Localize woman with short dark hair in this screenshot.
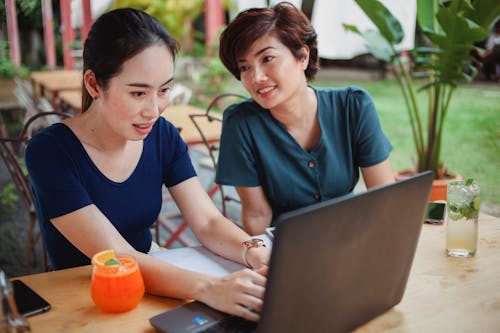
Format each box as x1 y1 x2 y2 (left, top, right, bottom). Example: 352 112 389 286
216 2 395 235
26 8 269 321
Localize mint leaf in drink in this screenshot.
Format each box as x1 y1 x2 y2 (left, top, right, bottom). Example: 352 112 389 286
447 179 480 221
457 201 479 220
104 258 123 266
448 206 463 221
448 201 479 221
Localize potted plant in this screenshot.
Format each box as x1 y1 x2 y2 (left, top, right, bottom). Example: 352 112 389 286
343 0 500 200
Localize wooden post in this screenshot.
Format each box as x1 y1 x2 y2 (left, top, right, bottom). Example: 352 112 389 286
41 0 56 69
60 0 74 70
205 0 225 56
80 0 93 43
5 0 21 66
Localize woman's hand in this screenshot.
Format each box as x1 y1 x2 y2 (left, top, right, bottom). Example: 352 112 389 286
198 268 267 322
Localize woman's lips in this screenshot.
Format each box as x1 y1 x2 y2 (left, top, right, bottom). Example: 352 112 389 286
133 122 153 135
257 85 276 98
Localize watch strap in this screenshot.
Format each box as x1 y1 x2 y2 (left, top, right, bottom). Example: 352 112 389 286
241 238 266 268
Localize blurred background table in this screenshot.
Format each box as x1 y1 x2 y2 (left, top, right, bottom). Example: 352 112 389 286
161 105 221 146
58 90 81 114
30 70 82 107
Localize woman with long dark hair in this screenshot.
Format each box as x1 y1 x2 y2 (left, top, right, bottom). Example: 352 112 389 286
26 8 269 321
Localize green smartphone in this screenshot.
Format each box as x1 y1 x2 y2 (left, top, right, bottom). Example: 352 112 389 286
425 202 446 224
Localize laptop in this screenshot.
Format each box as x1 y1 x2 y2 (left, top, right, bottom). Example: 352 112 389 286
150 171 433 333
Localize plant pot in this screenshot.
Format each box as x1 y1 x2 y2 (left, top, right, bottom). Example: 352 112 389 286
395 170 462 202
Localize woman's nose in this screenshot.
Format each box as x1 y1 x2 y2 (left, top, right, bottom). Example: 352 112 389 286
144 95 160 118
252 66 267 83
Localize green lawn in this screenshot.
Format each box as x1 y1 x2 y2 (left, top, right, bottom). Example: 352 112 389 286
319 79 500 207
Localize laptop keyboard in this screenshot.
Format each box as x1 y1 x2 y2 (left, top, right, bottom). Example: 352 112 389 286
199 315 257 333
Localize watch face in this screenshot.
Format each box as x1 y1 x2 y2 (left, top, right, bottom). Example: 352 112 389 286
244 238 265 248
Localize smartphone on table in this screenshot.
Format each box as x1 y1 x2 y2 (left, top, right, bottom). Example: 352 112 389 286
12 279 51 317
425 202 446 224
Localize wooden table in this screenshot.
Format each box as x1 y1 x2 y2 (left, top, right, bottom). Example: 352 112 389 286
161 104 221 146
16 213 500 332
30 70 82 107
17 266 182 333
354 212 500 332
58 90 82 113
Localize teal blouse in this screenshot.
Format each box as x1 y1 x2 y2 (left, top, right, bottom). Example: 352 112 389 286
215 86 392 223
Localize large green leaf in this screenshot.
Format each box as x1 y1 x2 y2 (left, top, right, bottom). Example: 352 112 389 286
464 0 500 30
437 6 485 42
343 24 361 35
417 0 437 32
362 30 397 61
354 0 404 44
343 24 396 61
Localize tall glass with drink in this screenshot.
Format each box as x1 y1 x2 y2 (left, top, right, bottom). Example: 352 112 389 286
446 179 480 257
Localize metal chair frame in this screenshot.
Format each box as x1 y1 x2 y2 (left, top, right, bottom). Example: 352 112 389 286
189 93 247 216
0 111 72 272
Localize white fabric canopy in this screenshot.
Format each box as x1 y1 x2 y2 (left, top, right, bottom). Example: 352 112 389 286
236 0 303 11
71 0 113 28
312 0 416 59
232 0 303 21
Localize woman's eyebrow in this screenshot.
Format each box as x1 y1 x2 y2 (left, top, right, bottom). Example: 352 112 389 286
126 77 174 88
255 46 275 56
237 46 276 63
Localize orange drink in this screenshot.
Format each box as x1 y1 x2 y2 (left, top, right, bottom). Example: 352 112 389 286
90 250 145 313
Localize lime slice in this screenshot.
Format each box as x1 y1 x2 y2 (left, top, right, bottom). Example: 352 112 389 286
472 197 480 211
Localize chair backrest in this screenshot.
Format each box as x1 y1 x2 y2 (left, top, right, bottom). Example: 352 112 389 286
189 93 247 217
0 110 71 272
14 78 54 119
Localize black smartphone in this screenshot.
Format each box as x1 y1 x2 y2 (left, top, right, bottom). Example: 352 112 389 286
425 202 446 224
12 279 51 317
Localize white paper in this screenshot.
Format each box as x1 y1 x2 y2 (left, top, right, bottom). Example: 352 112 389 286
150 246 244 277
150 235 272 277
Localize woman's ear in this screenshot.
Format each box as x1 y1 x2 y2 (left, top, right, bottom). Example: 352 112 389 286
83 69 101 100
299 45 310 71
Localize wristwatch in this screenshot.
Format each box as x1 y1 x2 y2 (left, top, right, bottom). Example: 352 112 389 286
241 238 266 269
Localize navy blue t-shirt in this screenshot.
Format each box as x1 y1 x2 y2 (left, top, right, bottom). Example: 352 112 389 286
216 86 393 222
25 117 196 270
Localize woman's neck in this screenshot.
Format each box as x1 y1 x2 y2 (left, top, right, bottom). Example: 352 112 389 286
68 107 128 153
270 85 317 131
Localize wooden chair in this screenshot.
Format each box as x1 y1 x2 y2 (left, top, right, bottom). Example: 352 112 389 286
160 93 247 248
0 111 72 272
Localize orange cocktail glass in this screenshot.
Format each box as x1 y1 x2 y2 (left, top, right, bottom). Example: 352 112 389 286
91 253 145 313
